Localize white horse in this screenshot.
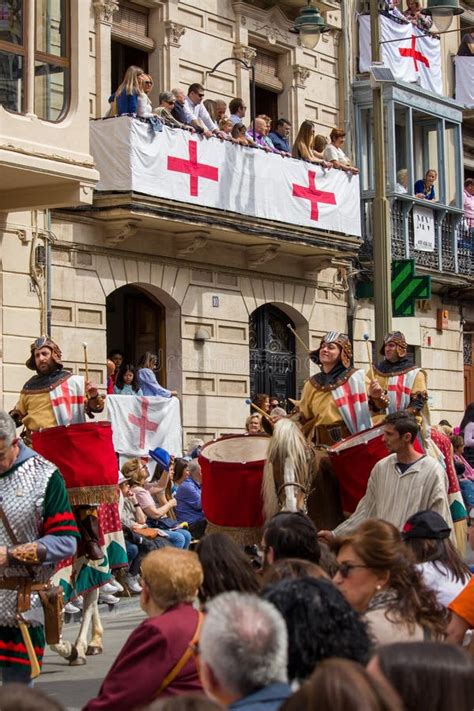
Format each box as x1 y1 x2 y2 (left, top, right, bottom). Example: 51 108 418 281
50 588 104 665
262 418 313 519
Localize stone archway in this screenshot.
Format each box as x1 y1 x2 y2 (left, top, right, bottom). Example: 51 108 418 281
105 282 182 394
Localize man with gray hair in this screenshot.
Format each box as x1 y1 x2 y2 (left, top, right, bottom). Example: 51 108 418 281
0 411 79 683
176 459 206 538
199 592 291 709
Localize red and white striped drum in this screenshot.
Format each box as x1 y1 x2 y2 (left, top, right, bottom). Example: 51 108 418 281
327 426 389 514
200 434 270 529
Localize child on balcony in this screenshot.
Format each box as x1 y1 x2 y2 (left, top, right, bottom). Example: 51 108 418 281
114 364 143 396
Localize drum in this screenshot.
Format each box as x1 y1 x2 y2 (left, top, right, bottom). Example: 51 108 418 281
328 426 389 514
200 434 270 529
32 422 118 506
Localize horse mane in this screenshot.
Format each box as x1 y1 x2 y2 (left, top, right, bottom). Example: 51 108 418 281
262 418 309 520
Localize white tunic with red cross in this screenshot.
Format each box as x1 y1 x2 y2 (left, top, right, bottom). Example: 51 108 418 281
49 375 86 426
386 368 419 414
331 369 372 435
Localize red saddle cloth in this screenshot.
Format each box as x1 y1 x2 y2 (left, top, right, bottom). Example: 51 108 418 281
32 422 118 505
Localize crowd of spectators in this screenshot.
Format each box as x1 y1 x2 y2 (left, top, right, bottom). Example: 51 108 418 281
105 67 359 172
80 499 474 710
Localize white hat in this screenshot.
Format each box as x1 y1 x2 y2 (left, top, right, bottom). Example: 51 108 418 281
118 473 128 485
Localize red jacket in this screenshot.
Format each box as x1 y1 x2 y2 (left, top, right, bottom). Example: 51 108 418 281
83 603 202 711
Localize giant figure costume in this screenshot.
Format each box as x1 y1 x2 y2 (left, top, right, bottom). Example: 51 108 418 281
10 337 127 600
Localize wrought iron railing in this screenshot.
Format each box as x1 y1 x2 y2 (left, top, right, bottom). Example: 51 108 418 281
360 196 473 277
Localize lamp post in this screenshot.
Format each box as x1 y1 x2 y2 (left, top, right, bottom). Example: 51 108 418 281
369 0 392 353
208 58 256 140
422 0 464 31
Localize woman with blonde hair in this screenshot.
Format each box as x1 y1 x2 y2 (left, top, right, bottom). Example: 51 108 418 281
84 548 204 709
112 65 144 116
245 413 263 433
122 458 191 549
292 120 331 167
333 518 447 646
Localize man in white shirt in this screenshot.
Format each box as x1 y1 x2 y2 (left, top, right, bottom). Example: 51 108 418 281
184 83 219 138
319 411 453 541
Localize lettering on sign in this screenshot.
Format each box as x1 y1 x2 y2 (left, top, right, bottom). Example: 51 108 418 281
413 205 435 252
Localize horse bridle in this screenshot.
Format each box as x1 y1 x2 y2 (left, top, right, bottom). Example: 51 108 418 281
276 481 307 497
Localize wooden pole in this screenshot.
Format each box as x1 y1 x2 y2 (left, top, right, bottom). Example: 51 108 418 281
82 342 90 385
286 324 310 352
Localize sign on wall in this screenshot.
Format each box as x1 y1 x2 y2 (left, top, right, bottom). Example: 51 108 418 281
413 205 435 252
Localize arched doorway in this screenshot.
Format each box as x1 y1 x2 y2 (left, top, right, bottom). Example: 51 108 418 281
106 284 167 386
249 304 296 404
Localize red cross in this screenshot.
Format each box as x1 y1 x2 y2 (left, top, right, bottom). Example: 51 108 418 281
333 382 367 432
50 381 84 421
399 35 430 72
387 374 412 411
292 170 336 221
128 398 159 449
167 140 219 197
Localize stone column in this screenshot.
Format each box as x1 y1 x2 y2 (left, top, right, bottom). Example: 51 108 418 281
93 0 119 117
232 44 256 116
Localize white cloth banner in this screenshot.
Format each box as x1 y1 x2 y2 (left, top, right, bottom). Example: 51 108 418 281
358 15 442 95
454 57 474 108
107 395 182 458
91 118 362 238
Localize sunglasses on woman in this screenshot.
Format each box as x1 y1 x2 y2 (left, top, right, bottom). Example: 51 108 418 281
335 562 369 578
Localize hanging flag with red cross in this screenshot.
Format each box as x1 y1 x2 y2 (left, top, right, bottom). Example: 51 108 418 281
107 395 183 458
358 14 442 95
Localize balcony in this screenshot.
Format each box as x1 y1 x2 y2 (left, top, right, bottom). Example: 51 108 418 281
86 117 362 260
360 195 473 281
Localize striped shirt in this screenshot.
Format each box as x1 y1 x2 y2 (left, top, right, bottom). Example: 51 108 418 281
335 454 453 537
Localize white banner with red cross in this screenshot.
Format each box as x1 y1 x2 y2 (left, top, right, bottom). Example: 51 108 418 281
107 395 182 458
91 118 362 238
358 15 442 95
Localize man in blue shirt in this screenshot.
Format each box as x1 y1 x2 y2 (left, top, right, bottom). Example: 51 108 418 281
175 460 207 538
269 118 292 154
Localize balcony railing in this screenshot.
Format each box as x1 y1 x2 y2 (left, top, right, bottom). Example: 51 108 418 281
89 117 362 240
360 196 473 277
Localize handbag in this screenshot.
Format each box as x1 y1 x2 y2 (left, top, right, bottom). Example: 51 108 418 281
137 527 159 540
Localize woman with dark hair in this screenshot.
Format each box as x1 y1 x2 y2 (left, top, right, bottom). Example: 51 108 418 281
261 557 328 586
460 402 474 467
368 641 474 711
261 577 372 683
173 458 190 486
280 658 403 711
136 352 178 397
402 509 470 606
113 363 143 395
196 533 260 604
334 519 447 646
262 511 321 569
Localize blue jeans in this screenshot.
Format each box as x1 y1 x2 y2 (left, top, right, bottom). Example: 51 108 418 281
165 528 192 549
1 665 34 686
125 540 140 577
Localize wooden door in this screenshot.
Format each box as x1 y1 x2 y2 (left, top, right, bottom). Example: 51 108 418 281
124 290 166 386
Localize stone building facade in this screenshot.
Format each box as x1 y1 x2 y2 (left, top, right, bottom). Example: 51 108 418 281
0 0 472 444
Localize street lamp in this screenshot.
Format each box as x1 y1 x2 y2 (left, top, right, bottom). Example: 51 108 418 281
422 0 464 31
292 0 390 350
293 0 327 50
208 58 256 140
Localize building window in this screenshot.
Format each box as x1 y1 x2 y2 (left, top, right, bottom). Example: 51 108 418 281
0 0 69 121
